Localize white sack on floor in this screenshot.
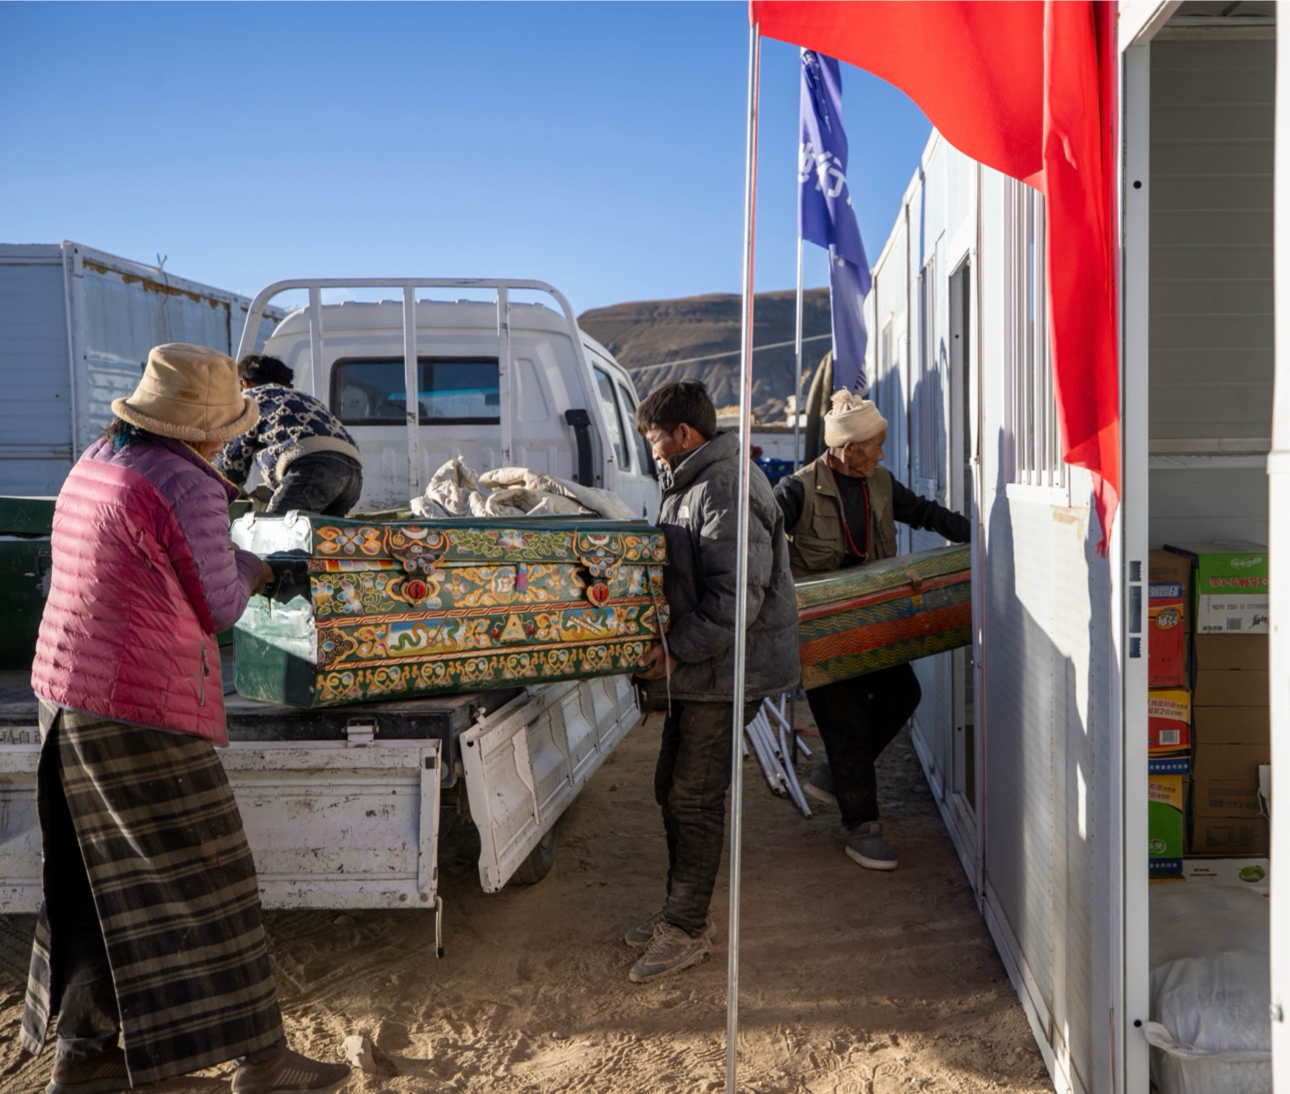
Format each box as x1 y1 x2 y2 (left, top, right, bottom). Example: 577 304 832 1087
1146 869 1270 1094
411 459 635 520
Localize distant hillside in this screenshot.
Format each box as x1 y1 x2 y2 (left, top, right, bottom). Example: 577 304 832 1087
579 288 832 424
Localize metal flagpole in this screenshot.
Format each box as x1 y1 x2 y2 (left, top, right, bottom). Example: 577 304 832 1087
792 45 806 474
793 239 804 470
726 20 760 1094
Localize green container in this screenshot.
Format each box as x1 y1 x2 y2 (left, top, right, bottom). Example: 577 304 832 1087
1148 774 1185 878
0 497 56 671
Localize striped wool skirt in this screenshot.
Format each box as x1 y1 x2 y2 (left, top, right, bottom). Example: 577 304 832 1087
21 705 284 1086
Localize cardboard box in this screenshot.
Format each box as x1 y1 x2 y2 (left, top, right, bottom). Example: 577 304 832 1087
1190 817 1268 857
1192 742 1271 780
1193 633 1268 672
1164 542 1269 633
1148 584 1186 687
1148 774 1185 877
1192 705 1270 746
1150 549 1192 589
1147 688 1191 763
1179 858 1269 888
1191 777 1264 817
1193 669 1269 708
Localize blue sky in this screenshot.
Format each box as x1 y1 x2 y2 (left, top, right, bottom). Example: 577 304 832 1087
0 2 930 314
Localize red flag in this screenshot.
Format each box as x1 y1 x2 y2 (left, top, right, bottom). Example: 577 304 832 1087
752 0 1120 549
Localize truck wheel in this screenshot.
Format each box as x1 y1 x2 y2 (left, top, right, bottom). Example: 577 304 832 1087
512 818 561 886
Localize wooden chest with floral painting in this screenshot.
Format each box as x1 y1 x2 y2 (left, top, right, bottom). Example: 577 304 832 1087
229 514 669 707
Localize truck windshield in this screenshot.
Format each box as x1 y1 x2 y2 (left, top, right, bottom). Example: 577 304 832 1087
332 358 500 425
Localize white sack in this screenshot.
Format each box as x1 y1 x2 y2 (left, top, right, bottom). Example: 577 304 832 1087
1148 873 1271 1094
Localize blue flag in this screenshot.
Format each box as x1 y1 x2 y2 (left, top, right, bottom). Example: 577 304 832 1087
799 50 871 395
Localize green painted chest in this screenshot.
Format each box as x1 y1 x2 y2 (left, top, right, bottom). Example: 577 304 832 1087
230 514 669 707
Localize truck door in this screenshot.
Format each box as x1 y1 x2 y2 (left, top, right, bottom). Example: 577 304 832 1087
589 362 657 520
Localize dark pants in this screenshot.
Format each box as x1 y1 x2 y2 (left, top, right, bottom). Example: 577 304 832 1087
805 663 922 830
39 727 118 1060
265 452 363 517
655 699 757 937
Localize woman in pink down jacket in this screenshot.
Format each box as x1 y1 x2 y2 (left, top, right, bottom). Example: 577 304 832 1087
23 344 351 1094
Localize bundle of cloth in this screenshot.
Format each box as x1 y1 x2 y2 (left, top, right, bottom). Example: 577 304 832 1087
411 457 637 520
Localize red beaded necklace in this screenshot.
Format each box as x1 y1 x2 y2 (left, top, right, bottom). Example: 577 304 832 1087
827 458 870 561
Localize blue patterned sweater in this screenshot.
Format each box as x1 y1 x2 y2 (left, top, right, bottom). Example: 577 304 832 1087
215 384 361 489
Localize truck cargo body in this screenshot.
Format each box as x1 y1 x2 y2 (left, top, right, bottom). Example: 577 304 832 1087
862 4 1281 1090
0 242 282 495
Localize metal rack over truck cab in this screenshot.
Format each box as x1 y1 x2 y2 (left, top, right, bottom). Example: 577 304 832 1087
235 278 658 521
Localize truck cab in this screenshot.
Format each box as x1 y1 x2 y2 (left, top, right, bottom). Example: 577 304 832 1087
240 280 658 521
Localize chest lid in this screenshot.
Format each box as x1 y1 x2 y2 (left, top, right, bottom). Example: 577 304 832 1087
794 544 970 614
232 513 667 571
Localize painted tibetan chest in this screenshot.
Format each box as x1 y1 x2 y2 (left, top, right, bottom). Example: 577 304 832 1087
794 544 971 689
230 514 669 707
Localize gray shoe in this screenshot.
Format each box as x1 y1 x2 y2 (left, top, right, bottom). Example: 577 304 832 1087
625 907 714 947
845 821 898 871
628 922 712 983
624 906 667 947
804 758 837 806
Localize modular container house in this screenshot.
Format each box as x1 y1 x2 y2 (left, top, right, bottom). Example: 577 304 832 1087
0 241 282 496
860 2 1281 1090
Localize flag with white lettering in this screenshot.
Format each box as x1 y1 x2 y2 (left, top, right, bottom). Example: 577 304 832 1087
799 50 872 394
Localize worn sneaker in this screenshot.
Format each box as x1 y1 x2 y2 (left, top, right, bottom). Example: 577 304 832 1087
47 1046 130 1094
845 821 898 871
624 908 714 947
628 922 712 983
804 758 837 806
624 906 668 946
232 1047 351 1094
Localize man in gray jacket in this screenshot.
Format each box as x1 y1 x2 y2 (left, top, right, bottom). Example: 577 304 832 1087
629 381 799 984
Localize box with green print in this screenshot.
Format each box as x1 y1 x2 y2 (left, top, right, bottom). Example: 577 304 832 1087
1163 541 1269 634
230 512 669 707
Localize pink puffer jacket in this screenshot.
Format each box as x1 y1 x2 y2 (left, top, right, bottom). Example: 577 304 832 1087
32 434 264 746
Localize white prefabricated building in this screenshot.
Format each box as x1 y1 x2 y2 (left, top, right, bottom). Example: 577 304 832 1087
858 3 1280 1090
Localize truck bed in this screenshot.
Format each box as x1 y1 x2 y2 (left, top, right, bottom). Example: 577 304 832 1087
1 647 522 768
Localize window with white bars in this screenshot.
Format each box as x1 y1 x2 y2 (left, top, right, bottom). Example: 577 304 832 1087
1006 182 1065 488
915 255 941 487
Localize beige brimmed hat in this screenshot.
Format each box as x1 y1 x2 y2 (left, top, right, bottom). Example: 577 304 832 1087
823 389 887 448
112 343 258 444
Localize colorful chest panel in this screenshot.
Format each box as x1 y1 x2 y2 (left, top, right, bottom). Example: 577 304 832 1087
231 514 669 706
794 544 971 689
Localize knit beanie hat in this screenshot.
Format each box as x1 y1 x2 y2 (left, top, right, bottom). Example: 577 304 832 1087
823 389 887 448
112 343 258 444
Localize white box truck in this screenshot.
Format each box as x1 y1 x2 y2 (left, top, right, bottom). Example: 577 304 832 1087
0 242 284 495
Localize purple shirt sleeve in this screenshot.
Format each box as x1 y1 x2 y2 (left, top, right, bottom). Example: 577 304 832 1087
167 474 261 633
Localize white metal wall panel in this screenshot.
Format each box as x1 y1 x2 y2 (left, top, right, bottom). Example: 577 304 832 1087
972 168 1118 1094
1149 38 1275 449
1149 463 1268 546
77 260 232 453
0 254 73 493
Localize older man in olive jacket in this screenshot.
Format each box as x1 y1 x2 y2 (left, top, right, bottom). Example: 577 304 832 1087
628 380 799 985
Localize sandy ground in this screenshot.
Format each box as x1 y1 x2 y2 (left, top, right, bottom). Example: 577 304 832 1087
0 712 1051 1094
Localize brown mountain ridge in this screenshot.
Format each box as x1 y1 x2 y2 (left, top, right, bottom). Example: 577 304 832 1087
579 288 832 424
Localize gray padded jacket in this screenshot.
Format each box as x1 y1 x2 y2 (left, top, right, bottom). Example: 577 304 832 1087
656 431 800 702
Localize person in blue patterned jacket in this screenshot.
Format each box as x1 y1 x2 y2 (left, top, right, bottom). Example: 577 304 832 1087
215 354 364 516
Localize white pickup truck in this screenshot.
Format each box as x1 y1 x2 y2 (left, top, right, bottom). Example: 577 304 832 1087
0 277 661 945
